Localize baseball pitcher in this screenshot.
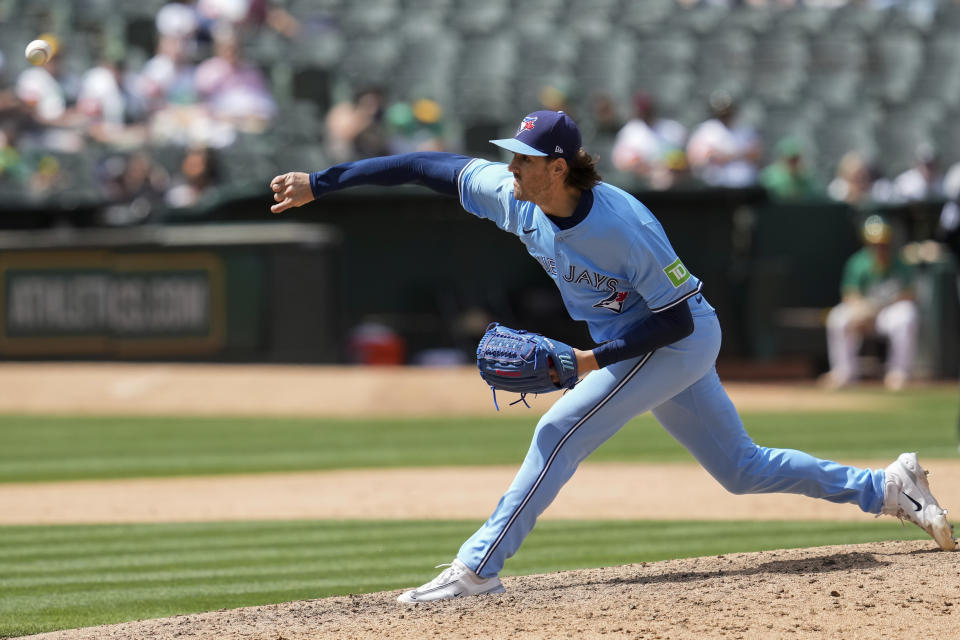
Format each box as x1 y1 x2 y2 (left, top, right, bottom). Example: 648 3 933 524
270 110 954 604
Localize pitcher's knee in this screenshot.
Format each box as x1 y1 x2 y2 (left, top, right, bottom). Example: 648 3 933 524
709 447 766 495
716 470 755 495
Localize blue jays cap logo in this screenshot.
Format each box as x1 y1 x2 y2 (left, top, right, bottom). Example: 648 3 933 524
517 116 537 135
490 110 581 160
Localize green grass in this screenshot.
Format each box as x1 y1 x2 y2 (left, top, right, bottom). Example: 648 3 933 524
0 387 956 483
0 518 930 638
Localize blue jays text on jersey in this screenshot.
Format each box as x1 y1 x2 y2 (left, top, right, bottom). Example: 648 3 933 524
458 158 711 342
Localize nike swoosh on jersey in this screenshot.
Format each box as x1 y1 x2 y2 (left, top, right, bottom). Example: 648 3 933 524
522 227 537 234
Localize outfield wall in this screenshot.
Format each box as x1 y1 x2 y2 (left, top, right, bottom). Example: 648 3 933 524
0 191 956 378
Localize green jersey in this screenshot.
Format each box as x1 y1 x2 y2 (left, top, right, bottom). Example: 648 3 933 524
841 247 913 304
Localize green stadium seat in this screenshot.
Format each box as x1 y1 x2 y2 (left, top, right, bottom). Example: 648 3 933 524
694 29 755 103
450 0 508 35
393 28 458 106
865 30 925 105
291 65 333 116
874 103 943 177
914 35 960 109
340 0 400 36
334 34 402 89
813 108 880 180
575 31 637 109
932 119 960 168
620 0 674 34
666 3 729 35
717 4 776 35
758 101 824 166
828 3 885 36
771 5 832 36
750 30 809 106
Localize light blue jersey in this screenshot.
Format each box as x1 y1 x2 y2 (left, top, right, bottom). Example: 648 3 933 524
451 158 886 579
458 159 713 343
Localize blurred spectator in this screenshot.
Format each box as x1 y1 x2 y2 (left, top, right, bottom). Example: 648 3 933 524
686 90 762 188
385 98 448 155
14 36 80 126
938 160 960 298
76 59 128 136
13 36 87 153
157 1 201 41
890 143 944 203
589 92 623 138
652 148 703 191
137 33 198 113
759 136 822 201
197 0 300 37
823 215 918 391
165 145 221 209
97 151 170 224
827 151 875 207
537 84 575 118
325 86 390 162
194 23 276 133
611 91 686 187
28 154 64 199
0 124 28 187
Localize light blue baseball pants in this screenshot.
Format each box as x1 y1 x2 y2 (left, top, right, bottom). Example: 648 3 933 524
459 311 887 578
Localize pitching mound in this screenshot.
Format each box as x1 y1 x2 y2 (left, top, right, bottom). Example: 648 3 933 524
19 540 959 640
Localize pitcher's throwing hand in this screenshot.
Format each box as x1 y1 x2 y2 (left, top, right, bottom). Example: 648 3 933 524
270 172 314 213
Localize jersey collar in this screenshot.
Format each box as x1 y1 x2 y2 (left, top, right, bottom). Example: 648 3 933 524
546 189 594 230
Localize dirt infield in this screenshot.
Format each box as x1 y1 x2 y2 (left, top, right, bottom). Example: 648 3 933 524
6 364 959 639
18 540 960 640
6 460 960 525
0 362 890 417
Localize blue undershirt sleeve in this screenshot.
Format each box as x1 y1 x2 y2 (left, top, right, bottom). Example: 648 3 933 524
309 152 472 198
591 301 694 369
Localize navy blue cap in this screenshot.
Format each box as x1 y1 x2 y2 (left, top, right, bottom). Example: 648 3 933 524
490 110 582 161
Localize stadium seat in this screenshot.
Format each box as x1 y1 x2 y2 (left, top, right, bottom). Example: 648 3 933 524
874 103 943 177
454 35 516 121
758 101 824 165
771 4 832 35
574 31 637 110
392 28 458 107
693 29 755 104
333 34 402 90
716 4 776 35
124 15 157 58
813 107 880 180
401 0 452 21
566 0 621 38
667 3 729 35
932 119 960 168
450 0 508 35
340 0 400 36
914 35 960 110
865 30 925 105
750 30 809 106
828 3 885 36
620 0 674 34
291 65 333 116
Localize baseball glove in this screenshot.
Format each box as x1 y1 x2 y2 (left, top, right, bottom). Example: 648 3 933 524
476 322 579 409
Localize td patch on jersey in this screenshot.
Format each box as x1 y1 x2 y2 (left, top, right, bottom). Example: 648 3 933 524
663 258 691 288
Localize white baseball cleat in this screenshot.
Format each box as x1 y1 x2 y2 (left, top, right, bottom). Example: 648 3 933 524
397 559 505 603
882 452 956 551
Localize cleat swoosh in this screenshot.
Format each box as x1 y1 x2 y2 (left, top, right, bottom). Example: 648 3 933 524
903 491 922 512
